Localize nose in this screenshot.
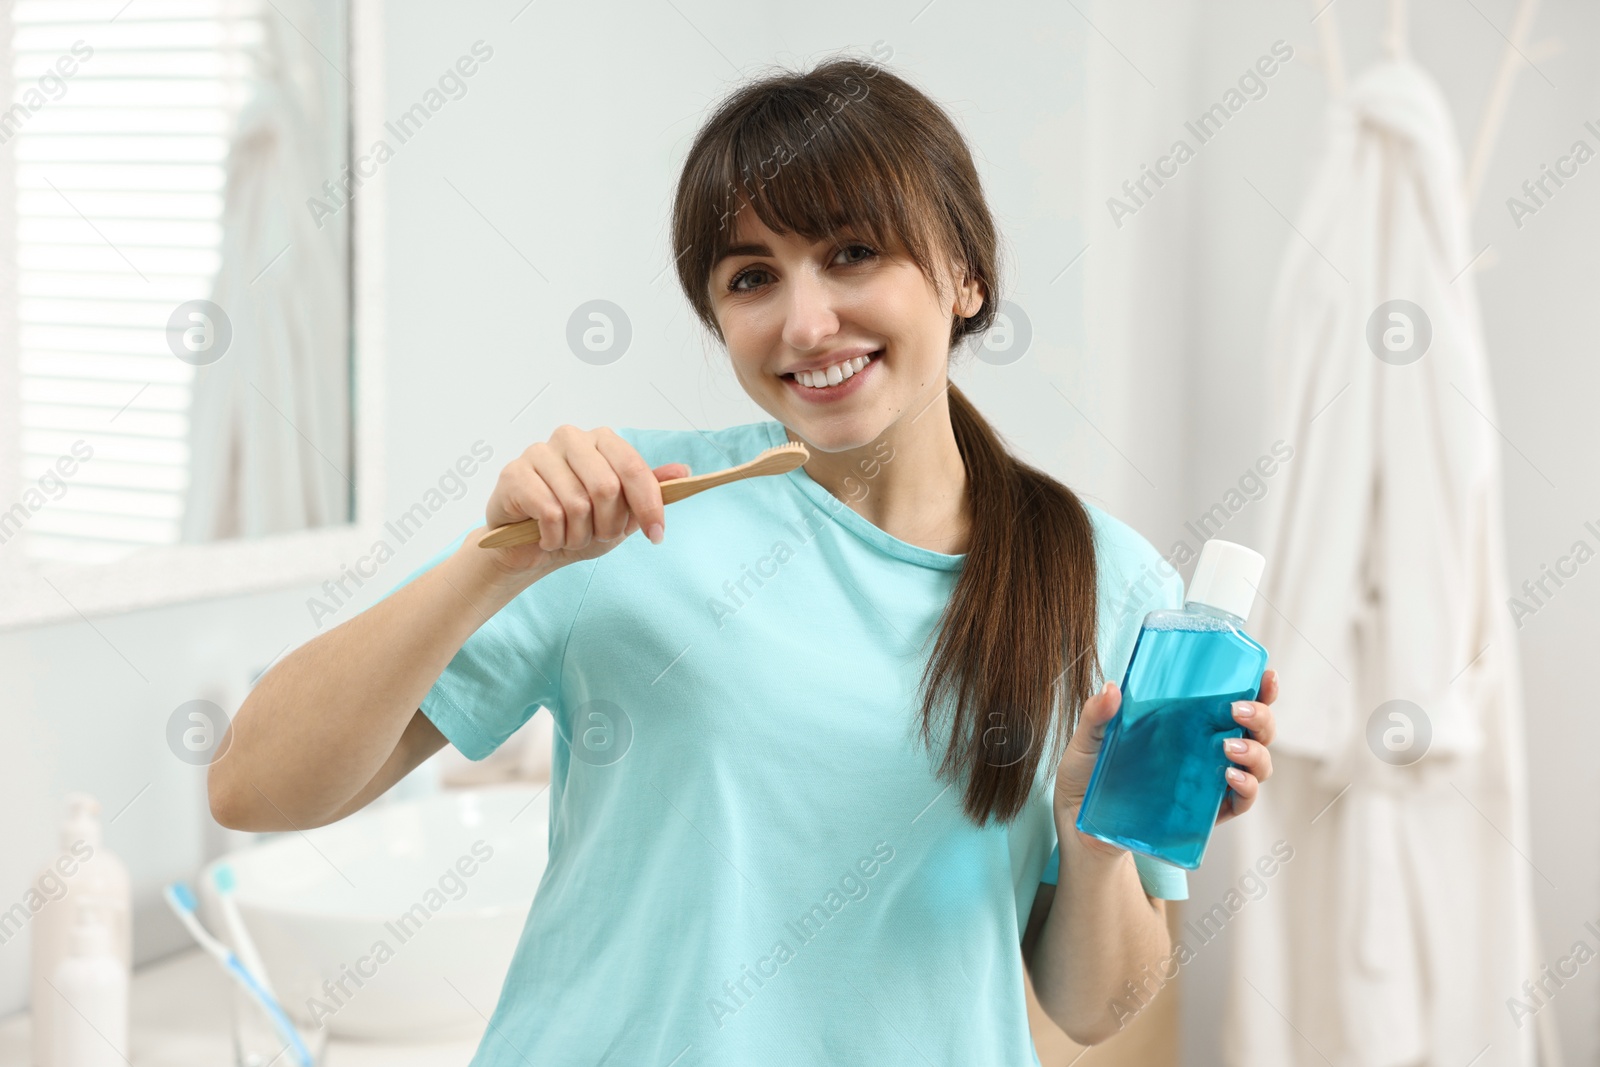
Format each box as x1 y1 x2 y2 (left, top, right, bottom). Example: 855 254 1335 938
779 266 840 353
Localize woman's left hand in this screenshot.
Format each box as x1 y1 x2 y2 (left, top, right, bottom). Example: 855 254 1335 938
1054 667 1281 845
1215 667 1279 826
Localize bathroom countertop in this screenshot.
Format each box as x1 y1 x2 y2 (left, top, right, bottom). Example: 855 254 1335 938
0 947 483 1066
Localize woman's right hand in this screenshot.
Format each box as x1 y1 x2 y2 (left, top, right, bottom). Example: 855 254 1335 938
471 425 690 582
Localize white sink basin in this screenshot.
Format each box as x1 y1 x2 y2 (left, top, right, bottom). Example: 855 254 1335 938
199 785 547 1040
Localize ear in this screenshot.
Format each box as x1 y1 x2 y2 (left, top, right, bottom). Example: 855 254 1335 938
954 269 985 319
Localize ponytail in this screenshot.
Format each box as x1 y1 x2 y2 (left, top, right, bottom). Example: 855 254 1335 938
918 384 1100 824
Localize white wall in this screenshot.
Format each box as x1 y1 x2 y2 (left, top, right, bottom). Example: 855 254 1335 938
4 4 1591 1066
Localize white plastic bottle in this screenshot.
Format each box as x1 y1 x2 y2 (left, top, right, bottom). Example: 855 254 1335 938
31 794 131 1067
49 904 128 1067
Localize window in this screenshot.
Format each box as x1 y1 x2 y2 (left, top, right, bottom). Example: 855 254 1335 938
4 0 265 562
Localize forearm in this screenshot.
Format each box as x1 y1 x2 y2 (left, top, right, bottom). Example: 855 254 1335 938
209 528 544 829
1029 815 1171 1044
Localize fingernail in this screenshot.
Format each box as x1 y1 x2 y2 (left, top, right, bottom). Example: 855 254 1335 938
1226 767 1247 783
1233 701 1255 719
647 522 664 545
1224 738 1247 755
1102 681 1113 696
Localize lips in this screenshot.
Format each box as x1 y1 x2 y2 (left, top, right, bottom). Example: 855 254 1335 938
783 349 883 388
781 349 882 403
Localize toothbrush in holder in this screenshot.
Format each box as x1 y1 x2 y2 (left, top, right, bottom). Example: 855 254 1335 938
163 882 314 1067
212 864 274 999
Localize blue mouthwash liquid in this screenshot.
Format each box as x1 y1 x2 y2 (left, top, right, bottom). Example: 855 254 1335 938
1075 539 1269 870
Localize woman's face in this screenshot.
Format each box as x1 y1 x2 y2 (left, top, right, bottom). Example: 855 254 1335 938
707 208 982 454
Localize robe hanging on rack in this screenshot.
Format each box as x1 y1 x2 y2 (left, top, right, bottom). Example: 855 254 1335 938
181 0 350 541
1223 58 1547 1067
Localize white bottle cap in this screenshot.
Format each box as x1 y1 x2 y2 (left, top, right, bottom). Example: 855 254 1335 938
1185 539 1266 621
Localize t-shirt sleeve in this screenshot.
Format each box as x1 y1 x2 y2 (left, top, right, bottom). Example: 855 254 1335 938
1039 842 1190 900
381 521 598 761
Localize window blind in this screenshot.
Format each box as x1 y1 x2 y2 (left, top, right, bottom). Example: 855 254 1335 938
8 0 263 562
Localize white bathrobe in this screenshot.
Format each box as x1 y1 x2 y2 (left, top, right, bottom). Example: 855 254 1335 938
1224 60 1549 1067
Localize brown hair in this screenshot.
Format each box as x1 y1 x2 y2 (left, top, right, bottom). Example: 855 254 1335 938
671 55 1101 826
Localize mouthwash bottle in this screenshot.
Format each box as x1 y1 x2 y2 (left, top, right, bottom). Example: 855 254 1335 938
1075 539 1269 870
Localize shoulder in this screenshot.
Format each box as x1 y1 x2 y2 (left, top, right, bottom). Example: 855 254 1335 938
1080 500 1185 637
1081 500 1166 571
610 419 779 474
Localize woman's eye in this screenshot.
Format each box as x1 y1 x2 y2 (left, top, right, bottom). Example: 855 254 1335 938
726 244 875 293
727 267 769 292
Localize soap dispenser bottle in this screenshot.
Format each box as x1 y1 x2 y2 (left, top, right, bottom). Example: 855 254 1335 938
49 903 128 1067
31 794 131 1067
1075 539 1270 870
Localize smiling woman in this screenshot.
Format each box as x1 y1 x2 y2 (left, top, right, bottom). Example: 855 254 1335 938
212 47 1280 1067
671 55 1104 828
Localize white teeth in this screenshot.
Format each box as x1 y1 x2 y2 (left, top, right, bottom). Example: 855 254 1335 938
796 353 872 389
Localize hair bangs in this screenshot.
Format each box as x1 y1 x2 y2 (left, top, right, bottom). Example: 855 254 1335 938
672 55 996 348
713 96 938 276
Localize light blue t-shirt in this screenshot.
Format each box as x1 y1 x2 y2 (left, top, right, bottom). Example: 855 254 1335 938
390 418 1187 1066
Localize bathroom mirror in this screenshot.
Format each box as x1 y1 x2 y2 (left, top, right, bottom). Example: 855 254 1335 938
0 0 387 629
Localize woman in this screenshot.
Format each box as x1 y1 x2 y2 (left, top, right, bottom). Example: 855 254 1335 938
211 55 1278 1064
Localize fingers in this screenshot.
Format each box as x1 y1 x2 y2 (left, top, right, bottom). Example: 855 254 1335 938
567 433 630 543
1054 681 1123 816
1222 735 1272 784
1217 730 1271 825
1232 691 1276 748
610 463 689 543
1067 681 1121 756
490 425 698 556
527 437 594 551
591 431 649 542
1217 674 1277 826
489 447 565 547
594 430 685 545
1220 764 1259 821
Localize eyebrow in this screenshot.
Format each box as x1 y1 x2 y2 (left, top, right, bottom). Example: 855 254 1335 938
712 242 771 267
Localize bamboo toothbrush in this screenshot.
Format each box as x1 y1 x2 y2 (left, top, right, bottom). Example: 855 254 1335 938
480 440 809 550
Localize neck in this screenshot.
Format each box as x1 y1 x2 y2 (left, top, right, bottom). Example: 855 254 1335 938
784 389 970 555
